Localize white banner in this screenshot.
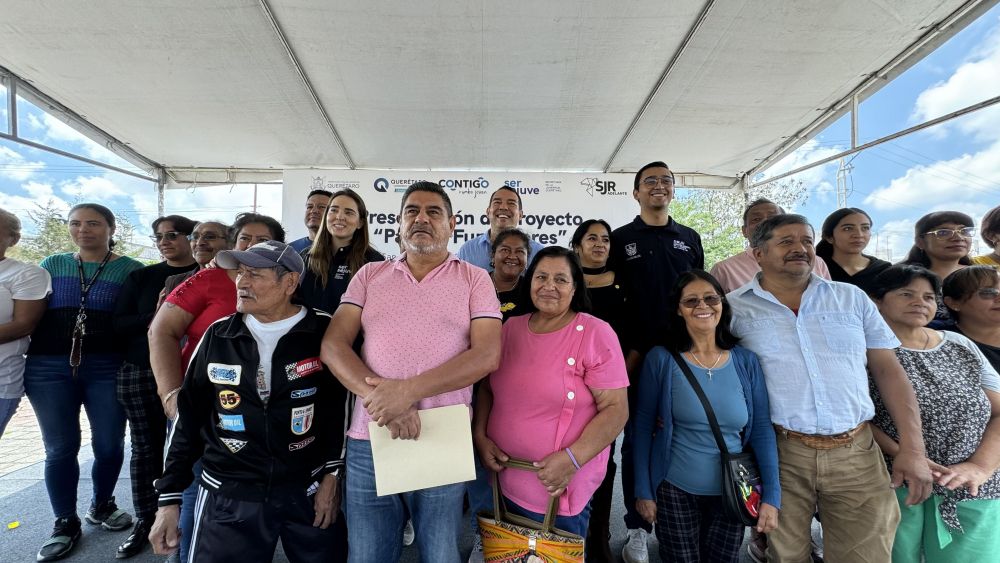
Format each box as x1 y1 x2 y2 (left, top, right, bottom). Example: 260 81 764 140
282 169 639 258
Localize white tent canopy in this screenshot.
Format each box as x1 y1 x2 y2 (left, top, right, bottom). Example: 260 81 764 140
1 0 995 188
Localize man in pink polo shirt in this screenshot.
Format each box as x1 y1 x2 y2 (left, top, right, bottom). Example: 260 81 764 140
710 198 831 293
321 181 502 563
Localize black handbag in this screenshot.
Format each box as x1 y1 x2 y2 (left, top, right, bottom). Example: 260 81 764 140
670 350 763 526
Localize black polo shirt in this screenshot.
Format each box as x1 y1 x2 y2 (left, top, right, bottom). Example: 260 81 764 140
610 215 704 354
297 246 385 314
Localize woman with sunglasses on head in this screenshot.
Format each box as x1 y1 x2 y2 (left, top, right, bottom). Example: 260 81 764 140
111 214 198 558
901 211 975 328
944 266 1000 372
972 205 1000 268
633 270 779 563
815 207 891 294
24 203 144 562
148 211 284 563
868 265 1000 561
298 189 383 315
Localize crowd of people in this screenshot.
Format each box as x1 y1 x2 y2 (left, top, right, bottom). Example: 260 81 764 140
0 161 997 563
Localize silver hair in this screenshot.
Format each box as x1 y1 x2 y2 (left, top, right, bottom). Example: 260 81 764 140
0 208 21 238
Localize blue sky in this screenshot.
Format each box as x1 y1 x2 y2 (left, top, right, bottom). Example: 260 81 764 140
1 6 999 261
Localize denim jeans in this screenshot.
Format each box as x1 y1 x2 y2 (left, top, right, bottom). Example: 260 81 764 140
467 452 493 531
345 438 464 563
0 396 20 439
503 496 593 537
24 354 127 518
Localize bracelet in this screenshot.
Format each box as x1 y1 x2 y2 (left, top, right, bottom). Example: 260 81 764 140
162 387 182 404
564 447 581 470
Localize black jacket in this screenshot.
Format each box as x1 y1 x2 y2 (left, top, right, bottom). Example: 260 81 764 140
156 308 349 505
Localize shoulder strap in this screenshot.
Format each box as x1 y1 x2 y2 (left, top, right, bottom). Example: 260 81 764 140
669 350 729 456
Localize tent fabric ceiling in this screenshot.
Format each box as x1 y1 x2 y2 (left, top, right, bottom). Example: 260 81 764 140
0 0 990 185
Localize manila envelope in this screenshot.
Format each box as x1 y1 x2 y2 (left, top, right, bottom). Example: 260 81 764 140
368 404 476 496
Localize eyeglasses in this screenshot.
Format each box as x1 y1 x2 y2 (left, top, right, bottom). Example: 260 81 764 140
641 176 675 188
150 231 185 242
974 288 1000 300
188 233 225 242
923 227 976 240
680 295 723 309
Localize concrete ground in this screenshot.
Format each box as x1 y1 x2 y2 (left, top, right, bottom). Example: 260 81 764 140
1 402 817 562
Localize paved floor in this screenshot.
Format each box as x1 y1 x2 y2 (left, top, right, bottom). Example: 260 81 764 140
1 401 806 562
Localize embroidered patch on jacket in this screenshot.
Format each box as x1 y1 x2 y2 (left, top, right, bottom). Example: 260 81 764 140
220 438 247 453
208 363 242 385
286 357 323 381
291 387 317 399
218 390 241 410
288 436 316 451
290 404 314 435
218 414 245 432
673 240 691 252
625 242 638 257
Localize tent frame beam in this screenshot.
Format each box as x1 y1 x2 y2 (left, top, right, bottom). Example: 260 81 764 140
748 93 1000 189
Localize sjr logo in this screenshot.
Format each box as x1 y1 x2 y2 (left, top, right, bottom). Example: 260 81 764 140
581 178 619 196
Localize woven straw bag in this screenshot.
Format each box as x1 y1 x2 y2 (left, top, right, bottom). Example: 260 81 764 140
475 458 584 563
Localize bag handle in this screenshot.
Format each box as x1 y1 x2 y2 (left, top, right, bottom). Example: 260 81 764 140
669 350 730 457
492 457 561 533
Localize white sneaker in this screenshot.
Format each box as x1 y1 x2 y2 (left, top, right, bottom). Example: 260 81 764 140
402 519 415 546
467 534 484 563
621 528 649 563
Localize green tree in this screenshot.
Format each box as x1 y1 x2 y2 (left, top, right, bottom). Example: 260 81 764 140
9 199 149 264
670 179 808 270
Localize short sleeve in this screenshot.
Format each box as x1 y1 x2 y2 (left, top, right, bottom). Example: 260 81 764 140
166 270 211 316
948 332 1000 393
857 290 900 350
582 318 629 390
12 264 52 300
468 266 501 320
340 263 371 308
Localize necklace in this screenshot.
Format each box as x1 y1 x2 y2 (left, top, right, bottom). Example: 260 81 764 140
491 273 519 293
582 265 607 275
688 349 723 379
920 329 931 350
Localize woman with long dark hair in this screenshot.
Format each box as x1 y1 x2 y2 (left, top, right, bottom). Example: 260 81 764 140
298 189 384 314
633 270 779 563
901 211 975 328
944 266 1000 372
815 207 890 293
25 203 144 562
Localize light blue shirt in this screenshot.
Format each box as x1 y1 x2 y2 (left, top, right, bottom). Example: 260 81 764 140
727 273 899 435
455 232 545 271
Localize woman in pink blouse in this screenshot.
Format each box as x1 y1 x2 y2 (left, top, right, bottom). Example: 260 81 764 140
473 246 629 535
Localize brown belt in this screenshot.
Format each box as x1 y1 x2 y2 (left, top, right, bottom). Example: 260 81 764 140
774 422 867 450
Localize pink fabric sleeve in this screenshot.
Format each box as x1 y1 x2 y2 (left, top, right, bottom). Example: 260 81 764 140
468 266 502 319
582 318 630 390
340 263 371 308
814 256 832 280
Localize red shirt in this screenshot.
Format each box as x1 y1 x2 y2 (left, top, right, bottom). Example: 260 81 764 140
165 268 237 371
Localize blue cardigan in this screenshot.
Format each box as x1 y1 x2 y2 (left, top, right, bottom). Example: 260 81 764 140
632 345 781 509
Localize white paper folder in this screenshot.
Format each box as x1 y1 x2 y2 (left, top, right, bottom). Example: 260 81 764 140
368 404 477 496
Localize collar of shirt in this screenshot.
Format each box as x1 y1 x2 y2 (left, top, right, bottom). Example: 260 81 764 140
735 271 832 309
632 215 680 234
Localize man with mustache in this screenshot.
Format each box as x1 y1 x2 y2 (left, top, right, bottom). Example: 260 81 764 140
290 189 333 253
727 214 933 562
321 181 502 563
457 186 544 271
611 161 703 563
149 240 349 562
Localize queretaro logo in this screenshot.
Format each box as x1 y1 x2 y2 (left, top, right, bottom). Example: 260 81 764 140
374 177 389 193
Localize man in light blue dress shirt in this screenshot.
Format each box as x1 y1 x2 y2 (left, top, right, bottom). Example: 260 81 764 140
728 214 933 563
456 187 544 270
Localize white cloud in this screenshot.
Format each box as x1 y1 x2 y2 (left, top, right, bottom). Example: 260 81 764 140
128 183 283 237
0 145 46 181
59 175 129 200
863 141 1000 211
758 139 843 205
22 181 55 199
874 218 916 262
912 17 1000 142
36 113 134 168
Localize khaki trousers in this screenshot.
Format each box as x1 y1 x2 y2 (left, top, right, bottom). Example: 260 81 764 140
768 424 900 563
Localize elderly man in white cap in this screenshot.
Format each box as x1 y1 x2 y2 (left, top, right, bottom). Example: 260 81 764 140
149 241 349 563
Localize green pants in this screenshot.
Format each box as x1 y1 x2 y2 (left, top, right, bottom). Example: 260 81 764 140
892 487 1000 562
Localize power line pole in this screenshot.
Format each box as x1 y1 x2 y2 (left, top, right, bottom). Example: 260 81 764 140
836 157 853 208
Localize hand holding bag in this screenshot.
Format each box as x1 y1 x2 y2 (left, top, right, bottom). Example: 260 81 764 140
476 458 585 563
670 350 763 526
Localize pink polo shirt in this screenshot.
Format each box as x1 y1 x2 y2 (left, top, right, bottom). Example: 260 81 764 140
488 313 629 516
710 247 831 293
342 253 501 440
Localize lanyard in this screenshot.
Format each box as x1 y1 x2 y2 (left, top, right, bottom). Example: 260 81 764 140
69 251 113 370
